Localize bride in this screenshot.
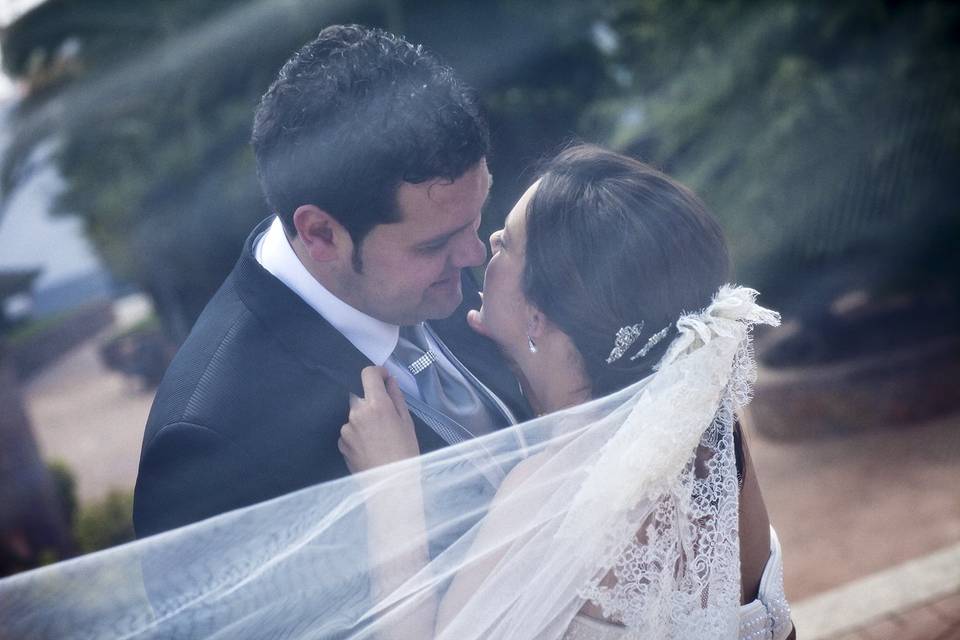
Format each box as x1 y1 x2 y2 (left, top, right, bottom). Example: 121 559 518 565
0 145 795 639
341 144 795 639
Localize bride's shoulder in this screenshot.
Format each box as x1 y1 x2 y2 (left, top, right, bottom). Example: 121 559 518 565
470 451 553 540
495 451 551 500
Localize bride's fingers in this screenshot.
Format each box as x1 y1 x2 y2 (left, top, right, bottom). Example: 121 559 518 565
359 366 390 402
383 374 408 417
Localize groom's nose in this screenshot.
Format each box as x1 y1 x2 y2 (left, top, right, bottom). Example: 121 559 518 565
450 229 487 269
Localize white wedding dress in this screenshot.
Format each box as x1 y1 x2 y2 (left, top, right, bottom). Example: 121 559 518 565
563 528 792 640
0 286 787 640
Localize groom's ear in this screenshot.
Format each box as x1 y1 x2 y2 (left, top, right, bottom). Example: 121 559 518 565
292 205 353 263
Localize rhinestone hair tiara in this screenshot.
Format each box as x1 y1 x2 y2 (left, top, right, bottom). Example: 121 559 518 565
605 322 672 364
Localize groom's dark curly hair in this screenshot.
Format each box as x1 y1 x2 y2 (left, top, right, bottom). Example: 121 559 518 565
251 24 489 257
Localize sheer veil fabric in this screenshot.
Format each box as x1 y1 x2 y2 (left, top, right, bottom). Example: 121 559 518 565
0 285 779 640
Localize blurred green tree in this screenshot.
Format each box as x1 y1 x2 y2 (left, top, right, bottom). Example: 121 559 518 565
0 348 70 577
2 0 363 337
1 0 608 340
73 490 134 554
584 0 960 322
5 0 955 353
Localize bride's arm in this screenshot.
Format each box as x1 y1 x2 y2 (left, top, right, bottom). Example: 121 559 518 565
434 452 549 633
340 369 554 637
339 367 437 639
355 473 437 639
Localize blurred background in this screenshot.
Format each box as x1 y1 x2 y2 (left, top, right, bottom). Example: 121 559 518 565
0 1 957 637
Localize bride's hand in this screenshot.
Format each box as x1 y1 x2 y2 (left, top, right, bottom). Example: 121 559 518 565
338 366 420 474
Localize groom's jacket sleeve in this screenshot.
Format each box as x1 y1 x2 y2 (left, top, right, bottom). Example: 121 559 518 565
133 422 282 538
134 364 354 538
135 402 354 538
132 277 355 539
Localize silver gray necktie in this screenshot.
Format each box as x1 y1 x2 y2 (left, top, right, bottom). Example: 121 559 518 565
392 323 499 438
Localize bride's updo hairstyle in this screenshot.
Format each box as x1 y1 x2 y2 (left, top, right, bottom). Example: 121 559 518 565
523 144 731 396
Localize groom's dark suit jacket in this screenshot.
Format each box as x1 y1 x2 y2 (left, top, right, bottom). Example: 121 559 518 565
133 218 529 539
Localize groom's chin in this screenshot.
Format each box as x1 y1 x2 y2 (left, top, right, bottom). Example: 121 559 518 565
422 276 463 319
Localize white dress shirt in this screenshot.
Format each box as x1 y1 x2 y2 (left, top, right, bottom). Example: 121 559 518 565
254 216 459 401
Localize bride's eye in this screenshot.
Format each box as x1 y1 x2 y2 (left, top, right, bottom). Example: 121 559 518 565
490 231 505 252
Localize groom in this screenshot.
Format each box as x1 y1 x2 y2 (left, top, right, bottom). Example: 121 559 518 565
133 24 529 539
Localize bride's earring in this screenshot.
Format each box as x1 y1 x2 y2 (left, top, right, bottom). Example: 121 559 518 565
526 314 540 354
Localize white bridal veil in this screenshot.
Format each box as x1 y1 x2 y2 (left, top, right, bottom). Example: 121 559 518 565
0 286 779 640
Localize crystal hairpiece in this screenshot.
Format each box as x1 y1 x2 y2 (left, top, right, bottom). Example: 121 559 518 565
630 324 670 361
606 323 644 364
605 322 672 364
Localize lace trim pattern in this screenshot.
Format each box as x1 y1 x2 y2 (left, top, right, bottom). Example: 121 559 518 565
576 287 777 639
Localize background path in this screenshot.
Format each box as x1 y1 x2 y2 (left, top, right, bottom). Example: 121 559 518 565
745 410 960 601
25 332 152 504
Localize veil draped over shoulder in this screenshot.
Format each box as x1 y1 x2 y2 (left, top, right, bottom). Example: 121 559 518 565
0 286 779 640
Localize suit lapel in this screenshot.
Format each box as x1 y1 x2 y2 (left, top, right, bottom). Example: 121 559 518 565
234 219 368 395
232 219 447 453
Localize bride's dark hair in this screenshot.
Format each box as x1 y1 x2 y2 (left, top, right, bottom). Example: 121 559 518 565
523 144 731 396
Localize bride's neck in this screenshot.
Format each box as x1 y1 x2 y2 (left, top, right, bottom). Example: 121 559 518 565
514 337 592 416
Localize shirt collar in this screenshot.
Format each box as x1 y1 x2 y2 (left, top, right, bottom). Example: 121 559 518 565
254 216 399 365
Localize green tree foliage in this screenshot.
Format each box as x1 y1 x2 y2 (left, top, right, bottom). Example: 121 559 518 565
73 490 134 554
2 0 371 337
4 0 956 337
1 0 607 339
47 460 77 532
584 0 960 314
